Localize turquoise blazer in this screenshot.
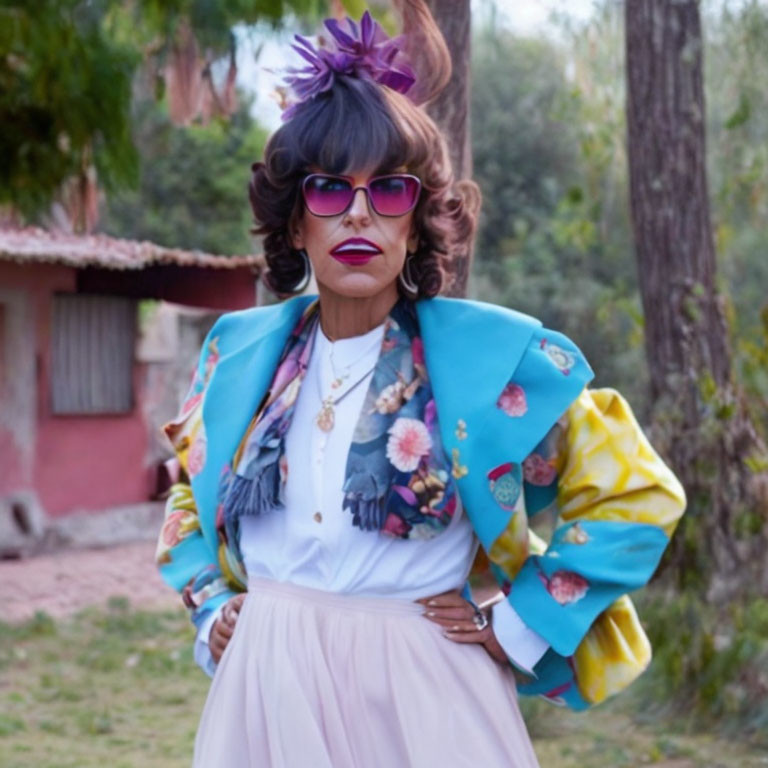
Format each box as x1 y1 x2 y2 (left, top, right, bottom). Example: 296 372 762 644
157 294 686 710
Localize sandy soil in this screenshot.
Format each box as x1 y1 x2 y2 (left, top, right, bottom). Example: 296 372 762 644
1 540 179 623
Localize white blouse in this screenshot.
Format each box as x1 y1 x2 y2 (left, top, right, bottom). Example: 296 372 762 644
195 317 548 676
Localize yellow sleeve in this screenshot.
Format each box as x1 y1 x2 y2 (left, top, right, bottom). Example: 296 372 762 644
560 387 685 705
557 387 686 539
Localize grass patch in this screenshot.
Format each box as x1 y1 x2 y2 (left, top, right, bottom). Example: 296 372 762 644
0 600 207 768
1 597 767 767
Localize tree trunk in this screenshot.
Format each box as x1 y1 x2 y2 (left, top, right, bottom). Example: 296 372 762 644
625 0 768 598
424 0 473 298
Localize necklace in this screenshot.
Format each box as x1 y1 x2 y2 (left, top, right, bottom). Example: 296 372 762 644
315 321 386 431
316 361 377 432
328 343 351 390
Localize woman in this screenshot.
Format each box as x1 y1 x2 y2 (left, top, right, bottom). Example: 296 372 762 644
155 5 686 766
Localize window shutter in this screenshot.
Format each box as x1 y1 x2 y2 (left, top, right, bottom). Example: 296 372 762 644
51 295 137 415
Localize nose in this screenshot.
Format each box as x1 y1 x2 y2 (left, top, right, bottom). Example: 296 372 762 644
344 187 373 225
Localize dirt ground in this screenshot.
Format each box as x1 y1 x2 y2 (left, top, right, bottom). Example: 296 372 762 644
1 541 179 623
1 540 505 624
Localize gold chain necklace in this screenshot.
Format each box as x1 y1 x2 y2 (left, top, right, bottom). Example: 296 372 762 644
314 322 385 432
328 341 351 390
315 361 377 432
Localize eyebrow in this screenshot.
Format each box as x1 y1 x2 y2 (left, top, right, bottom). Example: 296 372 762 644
309 167 409 179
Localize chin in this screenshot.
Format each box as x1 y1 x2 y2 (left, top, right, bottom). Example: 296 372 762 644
320 273 399 298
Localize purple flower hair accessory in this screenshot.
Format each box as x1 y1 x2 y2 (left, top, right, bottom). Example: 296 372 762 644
278 11 416 121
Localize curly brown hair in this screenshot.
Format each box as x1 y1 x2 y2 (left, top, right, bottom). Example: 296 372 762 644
248 17 480 300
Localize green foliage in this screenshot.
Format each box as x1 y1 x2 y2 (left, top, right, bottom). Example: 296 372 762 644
632 590 768 746
132 0 325 50
101 96 268 255
724 92 752 130
337 0 397 35
1 0 324 221
470 5 648 411
470 0 768 436
704 0 768 437
0 0 139 217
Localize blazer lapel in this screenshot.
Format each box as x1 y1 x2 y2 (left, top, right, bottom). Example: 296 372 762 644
417 296 593 552
415 296 541 454
416 297 541 549
194 295 317 547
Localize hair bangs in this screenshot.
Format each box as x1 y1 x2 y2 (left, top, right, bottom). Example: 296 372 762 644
282 77 424 177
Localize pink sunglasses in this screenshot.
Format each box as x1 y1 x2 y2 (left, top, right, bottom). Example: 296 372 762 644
301 173 422 217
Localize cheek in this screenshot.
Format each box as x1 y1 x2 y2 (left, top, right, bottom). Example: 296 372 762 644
386 217 414 252
303 215 330 247
301 218 334 263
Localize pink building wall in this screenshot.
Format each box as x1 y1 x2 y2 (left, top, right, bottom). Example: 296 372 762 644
0 260 257 519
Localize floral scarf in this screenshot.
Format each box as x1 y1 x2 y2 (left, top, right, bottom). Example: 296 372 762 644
219 296 458 544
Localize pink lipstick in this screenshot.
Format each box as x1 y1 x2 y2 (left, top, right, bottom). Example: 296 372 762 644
330 237 382 265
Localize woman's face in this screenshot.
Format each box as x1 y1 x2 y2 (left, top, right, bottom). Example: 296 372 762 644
290 165 419 299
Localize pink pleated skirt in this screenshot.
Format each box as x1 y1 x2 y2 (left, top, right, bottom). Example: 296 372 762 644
193 577 540 767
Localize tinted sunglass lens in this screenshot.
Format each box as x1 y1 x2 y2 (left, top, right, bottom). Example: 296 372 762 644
370 176 420 216
304 176 352 215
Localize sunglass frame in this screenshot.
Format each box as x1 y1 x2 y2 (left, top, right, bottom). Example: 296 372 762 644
301 172 422 218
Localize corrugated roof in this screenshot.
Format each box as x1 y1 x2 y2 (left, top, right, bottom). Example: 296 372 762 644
0 227 263 271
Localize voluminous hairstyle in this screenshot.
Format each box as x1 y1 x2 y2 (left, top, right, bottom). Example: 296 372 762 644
248 5 480 300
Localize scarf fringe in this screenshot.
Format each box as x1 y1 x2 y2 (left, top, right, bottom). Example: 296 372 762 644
345 492 388 531
223 461 284 521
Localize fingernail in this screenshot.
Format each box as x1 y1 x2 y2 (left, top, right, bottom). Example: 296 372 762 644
426 611 436 617
451 625 460 631
443 631 454 638
428 600 437 606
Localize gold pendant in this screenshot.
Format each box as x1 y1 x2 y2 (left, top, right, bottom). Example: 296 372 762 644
316 400 335 432
313 511 322 523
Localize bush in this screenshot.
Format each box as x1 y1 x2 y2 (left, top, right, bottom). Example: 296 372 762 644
631 589 768 745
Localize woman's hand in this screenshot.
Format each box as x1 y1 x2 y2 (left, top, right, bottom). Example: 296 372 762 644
418 589 509 665
210 593 246 664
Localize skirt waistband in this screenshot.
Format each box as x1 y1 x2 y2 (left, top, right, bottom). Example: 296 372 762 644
246 576 426 617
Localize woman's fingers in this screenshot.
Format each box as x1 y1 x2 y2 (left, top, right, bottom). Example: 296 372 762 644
222 594 247 625
419 590 508 666
210 631 227 663
209 618 233 663
214 619 234 639
423 605 475 622
210 593 248 664
441 622 510 665
417 589 465 607
443 627 491 643
229 594 246 615
426 616 478 631
420 589 478 627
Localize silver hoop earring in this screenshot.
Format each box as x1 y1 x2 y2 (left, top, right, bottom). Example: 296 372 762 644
293 249 312 293
398 252 418 295
398 252 419 296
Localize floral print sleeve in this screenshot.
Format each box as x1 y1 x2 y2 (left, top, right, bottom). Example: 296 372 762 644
502 385 687 709
155 323 242 639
